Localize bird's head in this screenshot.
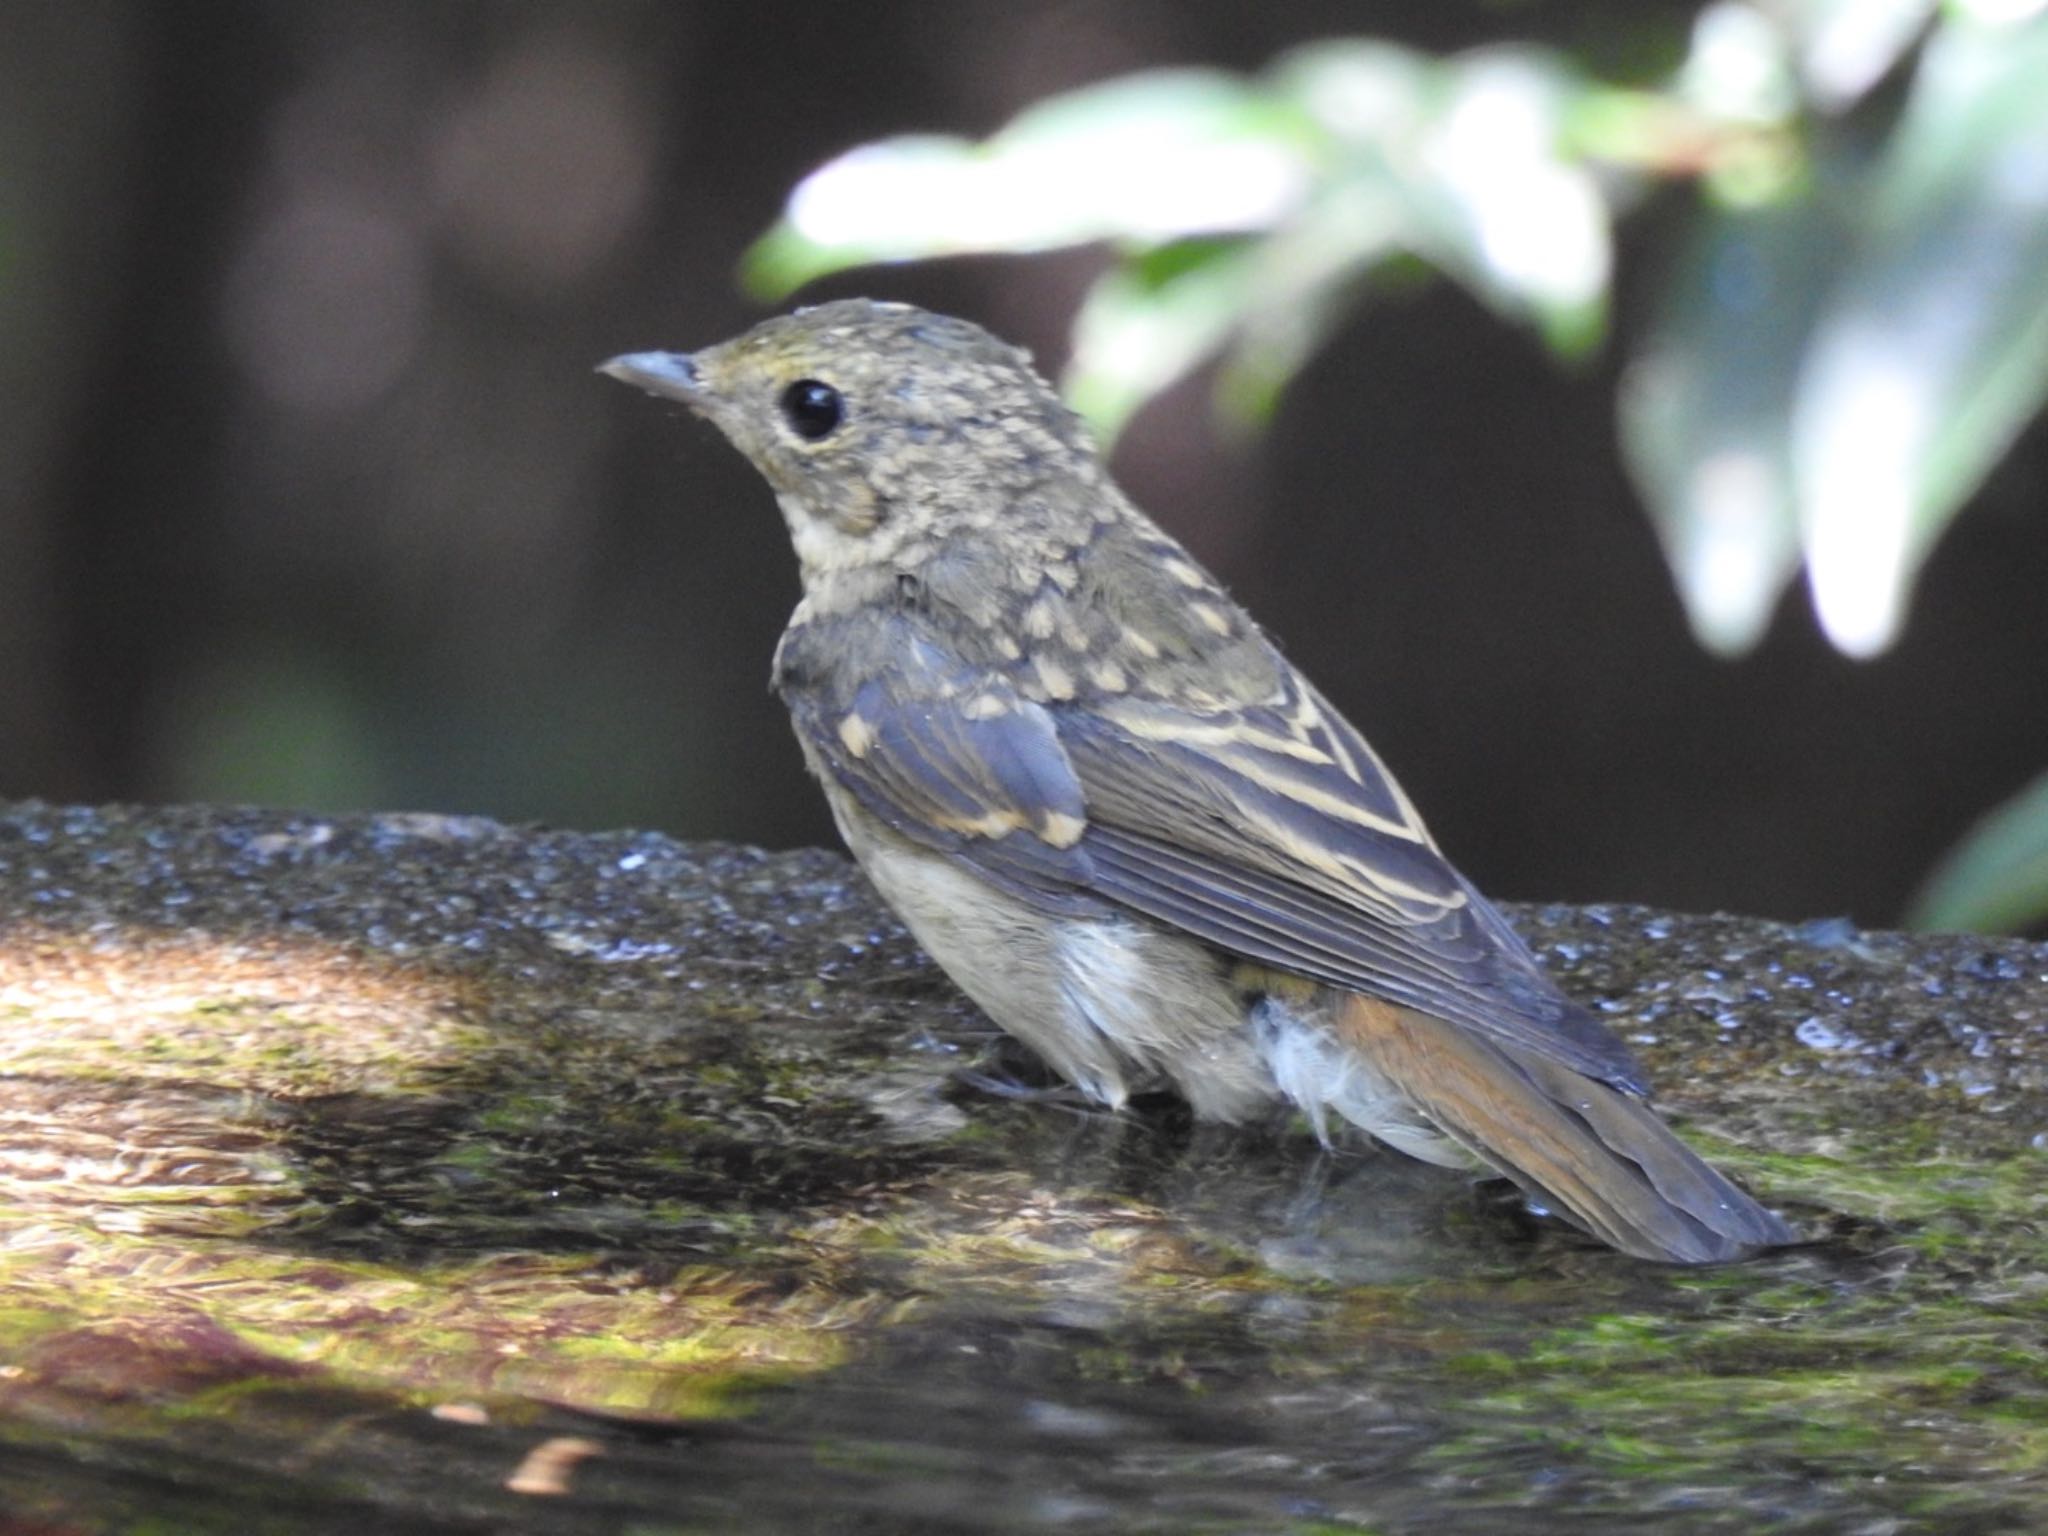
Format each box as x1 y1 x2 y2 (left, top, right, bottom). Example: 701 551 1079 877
602 300 1101 582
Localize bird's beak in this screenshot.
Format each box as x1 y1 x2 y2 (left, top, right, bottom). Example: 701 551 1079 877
598 350 701 404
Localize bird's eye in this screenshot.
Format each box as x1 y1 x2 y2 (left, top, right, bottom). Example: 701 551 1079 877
779 379 844 441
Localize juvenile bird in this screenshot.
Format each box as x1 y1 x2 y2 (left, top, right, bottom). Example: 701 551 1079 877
602 300 1793 1264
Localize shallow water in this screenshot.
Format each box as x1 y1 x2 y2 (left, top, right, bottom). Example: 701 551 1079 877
3 803 2044 1533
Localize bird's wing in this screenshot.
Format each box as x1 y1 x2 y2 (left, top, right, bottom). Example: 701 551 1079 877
784 624 1643 1093
781 626 1106 913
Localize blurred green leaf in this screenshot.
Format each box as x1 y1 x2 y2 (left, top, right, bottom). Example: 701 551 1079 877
1947 0 2048 26
1063 239 1261 441
1620 190 1845 654
748 40 1613 437
1791 8 2048 656
1210 181 1413 429
1425 49 1612 353
1676 2 1799 123
1065 183 1413 440
742 69 1316 299
742 8 2048 670
1281 42 1611 354
1908 770 2048 933
1771 0 1936 108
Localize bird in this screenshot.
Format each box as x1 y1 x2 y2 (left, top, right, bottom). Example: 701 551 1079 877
601 299 1794 1264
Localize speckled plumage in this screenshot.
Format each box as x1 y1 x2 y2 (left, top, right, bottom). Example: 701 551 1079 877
603 300 1794 1264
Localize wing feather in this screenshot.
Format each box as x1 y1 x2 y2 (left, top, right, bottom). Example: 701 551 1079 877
779 613 1644 1093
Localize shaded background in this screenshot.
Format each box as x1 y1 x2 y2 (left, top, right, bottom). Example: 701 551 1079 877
4 0 2045 927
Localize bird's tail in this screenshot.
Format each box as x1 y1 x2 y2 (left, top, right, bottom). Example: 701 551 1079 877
1333 995 1794 1264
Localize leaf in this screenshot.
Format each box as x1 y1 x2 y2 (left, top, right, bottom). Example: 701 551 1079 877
1676 2 1799 123
1790 8 2048 656
1771 0 1937 109
1061 180 1415 443
1619 189 1847 654
741 70 1316 298
1268 38 1433 150
1211 179 1413 429
1412 48 1612 353
743 39 1625 440
1279 42 1612 354
1908 770 2048 933
1062 239 1264 441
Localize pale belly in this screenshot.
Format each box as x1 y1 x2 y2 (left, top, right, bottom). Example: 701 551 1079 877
823 784 1275 1121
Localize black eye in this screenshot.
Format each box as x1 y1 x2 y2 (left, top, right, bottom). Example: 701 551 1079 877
779 379 843 440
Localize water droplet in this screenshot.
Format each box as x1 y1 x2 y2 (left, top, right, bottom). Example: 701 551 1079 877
1795 1017 1845 1050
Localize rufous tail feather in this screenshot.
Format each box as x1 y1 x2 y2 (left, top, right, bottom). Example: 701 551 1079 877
1336 995 1793 1263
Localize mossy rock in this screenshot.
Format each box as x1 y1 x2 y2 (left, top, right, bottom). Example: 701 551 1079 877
3 801 2044 1533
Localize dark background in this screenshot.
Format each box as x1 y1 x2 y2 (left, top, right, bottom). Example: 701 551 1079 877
5 1 2045 927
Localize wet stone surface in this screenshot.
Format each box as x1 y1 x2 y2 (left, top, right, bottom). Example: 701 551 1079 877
2 798 2045 1534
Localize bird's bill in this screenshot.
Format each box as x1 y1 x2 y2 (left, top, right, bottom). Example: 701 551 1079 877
598 350 701 403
